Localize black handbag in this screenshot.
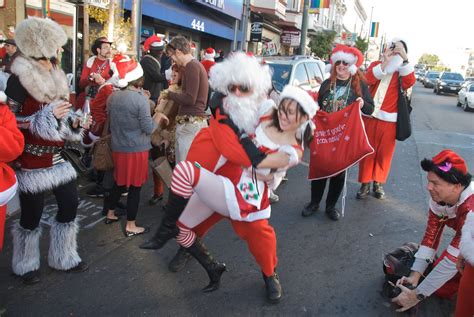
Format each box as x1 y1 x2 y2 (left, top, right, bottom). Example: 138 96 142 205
395 76 413 141
61 141 88 177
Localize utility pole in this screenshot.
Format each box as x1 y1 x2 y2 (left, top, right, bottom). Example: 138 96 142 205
299 0 309 55
364 6 373 66
131 0 142 57
240 0 251 51
107 0 115 42
83 3 90 62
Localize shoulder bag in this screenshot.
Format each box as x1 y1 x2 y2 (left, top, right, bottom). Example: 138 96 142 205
92 117 114 171
395 76 413 141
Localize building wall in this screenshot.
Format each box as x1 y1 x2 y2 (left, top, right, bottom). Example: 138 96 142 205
0 0 23 37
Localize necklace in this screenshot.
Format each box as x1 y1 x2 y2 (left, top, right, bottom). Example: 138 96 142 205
329 77 352 112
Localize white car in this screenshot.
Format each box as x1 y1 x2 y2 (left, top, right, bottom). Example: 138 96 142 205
457 83 474 111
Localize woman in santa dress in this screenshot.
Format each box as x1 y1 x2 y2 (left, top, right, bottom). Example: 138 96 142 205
168 84 318 296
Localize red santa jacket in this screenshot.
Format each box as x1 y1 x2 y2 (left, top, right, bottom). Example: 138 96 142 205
415 182 474 264
365 60 415 122
201 60 216 77
6 55 82 194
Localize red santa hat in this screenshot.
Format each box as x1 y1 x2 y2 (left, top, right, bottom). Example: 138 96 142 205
431 150 468 175
326 44 364 75
279 85 319 118
421 149 471 185
112 55 143 88
143 34 165 52
203 47 215 61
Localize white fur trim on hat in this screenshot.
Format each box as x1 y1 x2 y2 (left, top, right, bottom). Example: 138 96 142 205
209 52 272 97
279 85 319 118
0 91 6 103
15 17 67 59
124 62 143 84
330 51 357 67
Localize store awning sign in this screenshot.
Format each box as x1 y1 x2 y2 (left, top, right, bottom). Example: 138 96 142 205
86 0 109 9
190 0 244 20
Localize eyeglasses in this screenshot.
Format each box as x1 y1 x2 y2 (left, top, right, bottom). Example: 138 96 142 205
228 84 251 94
335 60 349 66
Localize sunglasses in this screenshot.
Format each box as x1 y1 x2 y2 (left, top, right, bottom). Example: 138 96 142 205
335 60 349 66
228 84 251 94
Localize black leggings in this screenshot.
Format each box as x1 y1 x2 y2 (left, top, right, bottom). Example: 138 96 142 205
19 180 79 230
309 171 346 208
107 183 142 221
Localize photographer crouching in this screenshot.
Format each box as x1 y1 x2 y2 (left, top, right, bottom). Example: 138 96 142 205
392 150 473 312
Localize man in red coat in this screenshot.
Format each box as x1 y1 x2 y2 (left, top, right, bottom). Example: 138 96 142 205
392 150 473 312
357 38 416 200
0 91 24 251
201 47 216 76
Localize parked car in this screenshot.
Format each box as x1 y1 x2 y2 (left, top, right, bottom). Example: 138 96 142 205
457 83 474 111
264 56 328 95
461 76 474 88
434 72 464 94
423 71 440 88
415 70 426 81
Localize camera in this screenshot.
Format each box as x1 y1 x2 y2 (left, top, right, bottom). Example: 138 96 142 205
384 281 415 298
390 43 396 50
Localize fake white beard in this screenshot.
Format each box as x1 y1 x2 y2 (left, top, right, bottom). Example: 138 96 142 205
224 93 263 134
384 54 403 75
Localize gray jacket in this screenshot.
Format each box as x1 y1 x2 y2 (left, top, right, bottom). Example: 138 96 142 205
108 89 157 153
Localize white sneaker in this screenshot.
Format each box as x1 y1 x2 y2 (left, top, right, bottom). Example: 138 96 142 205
269 191 279 203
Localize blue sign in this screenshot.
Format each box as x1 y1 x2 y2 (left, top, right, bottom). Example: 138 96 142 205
190 0 243 20
124 0 241 41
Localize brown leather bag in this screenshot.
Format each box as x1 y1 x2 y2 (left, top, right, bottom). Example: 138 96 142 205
92 117 114 171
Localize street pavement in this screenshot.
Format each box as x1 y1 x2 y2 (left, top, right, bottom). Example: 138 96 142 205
0 82 473 316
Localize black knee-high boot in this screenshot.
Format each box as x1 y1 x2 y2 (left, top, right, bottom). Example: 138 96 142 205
186 237 227 292
139 192 188 250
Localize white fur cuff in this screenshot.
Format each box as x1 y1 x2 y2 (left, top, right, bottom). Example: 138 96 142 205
372 64 386 80
398 62 414 77
461 212 474 265
28 102 62 141
16 162 77 194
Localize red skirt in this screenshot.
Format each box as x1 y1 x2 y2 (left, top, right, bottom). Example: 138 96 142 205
112 151 149 187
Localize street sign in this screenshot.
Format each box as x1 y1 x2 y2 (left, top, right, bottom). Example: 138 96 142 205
281 30 300 47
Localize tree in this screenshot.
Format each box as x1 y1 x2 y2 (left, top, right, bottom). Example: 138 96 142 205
418 53 440 67
309 30 337 59
355 36 368 54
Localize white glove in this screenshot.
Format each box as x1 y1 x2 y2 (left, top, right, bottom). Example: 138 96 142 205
278 144 299 167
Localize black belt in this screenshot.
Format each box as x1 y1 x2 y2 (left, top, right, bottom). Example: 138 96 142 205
24 144 62 156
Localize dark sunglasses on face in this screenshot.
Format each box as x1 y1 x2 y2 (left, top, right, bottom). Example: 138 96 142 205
228 84 251 93
335 60 349 66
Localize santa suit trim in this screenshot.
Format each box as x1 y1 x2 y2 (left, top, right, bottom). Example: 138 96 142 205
430 182 474 219
461 212 474 265
0 176 17 206
373 109 397 123
372 63 386 80
398 62 415 77
447 245 460 259
16 161 77 194
222 176 271 222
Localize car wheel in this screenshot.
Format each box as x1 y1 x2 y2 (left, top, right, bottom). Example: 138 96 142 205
464 99 470 112
436 87 441 95
456 100 461 107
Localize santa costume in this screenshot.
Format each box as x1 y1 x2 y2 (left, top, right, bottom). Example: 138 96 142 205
411 150 473 300
5 17 88 284
0 91 24 251
456 212 474 317
201 47 216 76
357 38 416 199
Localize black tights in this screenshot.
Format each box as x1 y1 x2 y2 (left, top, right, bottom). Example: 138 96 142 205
309 171 346 208
107 182 142 221
19 180 78 230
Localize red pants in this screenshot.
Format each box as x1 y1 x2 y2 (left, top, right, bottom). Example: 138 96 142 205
0 205 5 251
358 117 396 183
193 213 278 277
455 263 474 317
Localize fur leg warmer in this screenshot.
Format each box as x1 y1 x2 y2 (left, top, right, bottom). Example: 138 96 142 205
11 222 42 276
48 219 82 270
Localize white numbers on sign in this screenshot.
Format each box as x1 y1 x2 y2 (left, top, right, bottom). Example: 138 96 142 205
191 19 205 32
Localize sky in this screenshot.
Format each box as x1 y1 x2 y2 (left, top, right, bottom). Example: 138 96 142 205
360 0 474 71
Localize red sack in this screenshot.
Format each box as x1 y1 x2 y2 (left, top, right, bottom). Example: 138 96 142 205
308 102 373 180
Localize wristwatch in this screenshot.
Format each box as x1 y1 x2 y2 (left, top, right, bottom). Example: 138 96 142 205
415 288 426 301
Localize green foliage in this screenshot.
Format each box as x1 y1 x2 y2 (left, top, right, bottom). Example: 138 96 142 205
355 36 368 54
418 53 440 67
309 30 337 59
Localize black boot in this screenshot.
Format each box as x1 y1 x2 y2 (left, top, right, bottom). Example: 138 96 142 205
263 271 282 303
373 182 385 200
186 238 227 292
301 202 319 217
168 246 193 272
356 183 370 199
325 205 341 221
139 192 189 250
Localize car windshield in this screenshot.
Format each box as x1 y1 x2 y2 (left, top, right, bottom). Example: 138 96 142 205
267 64 292 92
427 73 439 79
442 73 464 81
